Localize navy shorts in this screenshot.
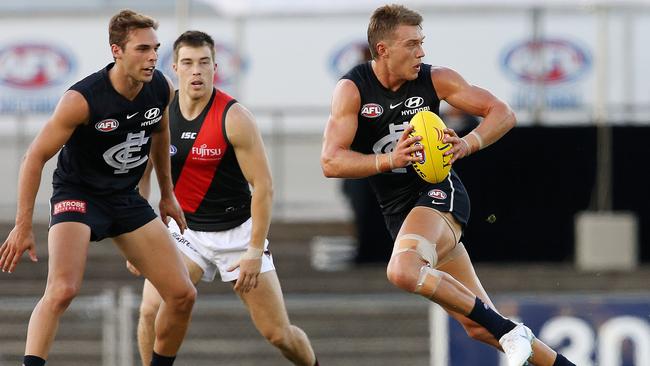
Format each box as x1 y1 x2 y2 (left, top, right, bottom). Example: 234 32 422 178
49 186 157 242
383 172 471 240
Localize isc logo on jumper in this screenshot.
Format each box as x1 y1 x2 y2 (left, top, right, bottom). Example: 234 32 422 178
0 42 76 89
95 119 119 132
361 103 383 118
181 132 197 139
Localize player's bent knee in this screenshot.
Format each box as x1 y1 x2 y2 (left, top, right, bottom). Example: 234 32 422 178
139 301 160 321
262 325 292 349
391 234 438 267
386 264 420 292
162 285 196 312
44 283 80 313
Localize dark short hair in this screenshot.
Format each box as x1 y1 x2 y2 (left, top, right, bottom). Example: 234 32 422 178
108 9 158 49
367 4 423 59
173 30 216 63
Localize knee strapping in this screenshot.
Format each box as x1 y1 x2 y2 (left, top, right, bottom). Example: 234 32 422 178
414 265 444 299
392 233 438 266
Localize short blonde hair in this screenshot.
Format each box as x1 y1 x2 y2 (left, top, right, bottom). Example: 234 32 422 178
367 4 422 59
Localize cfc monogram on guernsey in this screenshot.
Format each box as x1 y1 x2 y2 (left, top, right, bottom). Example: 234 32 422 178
169 89 252 232
343 62 450 215
53 62 169 195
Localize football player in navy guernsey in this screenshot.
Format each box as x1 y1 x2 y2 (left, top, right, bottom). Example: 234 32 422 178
127 31 319 366
321 5 574 366
0 10 196 366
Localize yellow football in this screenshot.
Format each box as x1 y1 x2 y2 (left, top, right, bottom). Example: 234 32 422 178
409 111 453 184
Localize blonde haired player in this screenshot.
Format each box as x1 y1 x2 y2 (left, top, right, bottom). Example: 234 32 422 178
128 30 318 366
321 4 574 366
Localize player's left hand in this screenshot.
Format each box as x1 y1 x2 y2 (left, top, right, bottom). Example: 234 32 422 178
159 194 187 234
227 247 263 293
443 128 473 164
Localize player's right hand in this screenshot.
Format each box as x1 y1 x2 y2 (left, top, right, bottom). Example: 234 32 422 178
0 226 38 273
392 125 423 168
125 260 141 276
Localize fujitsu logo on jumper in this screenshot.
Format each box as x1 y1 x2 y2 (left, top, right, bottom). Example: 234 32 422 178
192 144 222 159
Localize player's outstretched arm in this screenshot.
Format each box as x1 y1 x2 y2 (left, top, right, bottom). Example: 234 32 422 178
0 90 88 273
321 79 421 178
432 67 516 164
224 103 272 293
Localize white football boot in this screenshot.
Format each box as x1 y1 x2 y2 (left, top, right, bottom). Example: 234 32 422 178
498 323 534 366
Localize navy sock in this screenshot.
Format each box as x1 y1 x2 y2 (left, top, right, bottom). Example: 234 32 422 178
553 353 575 366
150 351 176 366
466 297 516 340
23 355 46 366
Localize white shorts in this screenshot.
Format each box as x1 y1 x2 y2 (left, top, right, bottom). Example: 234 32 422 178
168 218 275 283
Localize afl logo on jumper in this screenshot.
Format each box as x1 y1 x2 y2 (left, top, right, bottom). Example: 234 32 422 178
103 131 150 174
428 189 447 200
405 96 424 109
361 103 383 118
0 43 75 89
95 119 119 132
169 145 178 156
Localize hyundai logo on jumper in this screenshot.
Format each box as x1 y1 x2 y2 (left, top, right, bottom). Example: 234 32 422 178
501 38 592 110
0 43 76 89
160 42 247 88
329 40 370 77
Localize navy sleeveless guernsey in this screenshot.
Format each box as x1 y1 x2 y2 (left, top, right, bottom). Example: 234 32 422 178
54 62 169 195
343 62 463 215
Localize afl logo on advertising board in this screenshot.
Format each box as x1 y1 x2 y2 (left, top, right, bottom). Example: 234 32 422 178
95 119 119 132
0 43 75 89
329 40 370 77
501 39 591 85
160 42 247 87
361 103 383 118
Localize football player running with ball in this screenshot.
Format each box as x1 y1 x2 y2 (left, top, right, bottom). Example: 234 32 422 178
320 5 574 366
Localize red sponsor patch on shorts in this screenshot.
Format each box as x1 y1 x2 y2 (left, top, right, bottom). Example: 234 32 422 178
53 200 87 215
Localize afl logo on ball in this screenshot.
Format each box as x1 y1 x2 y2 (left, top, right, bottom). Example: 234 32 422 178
413 142 425 163
95 119 119 132
361 103 383 118
428 189 447 200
